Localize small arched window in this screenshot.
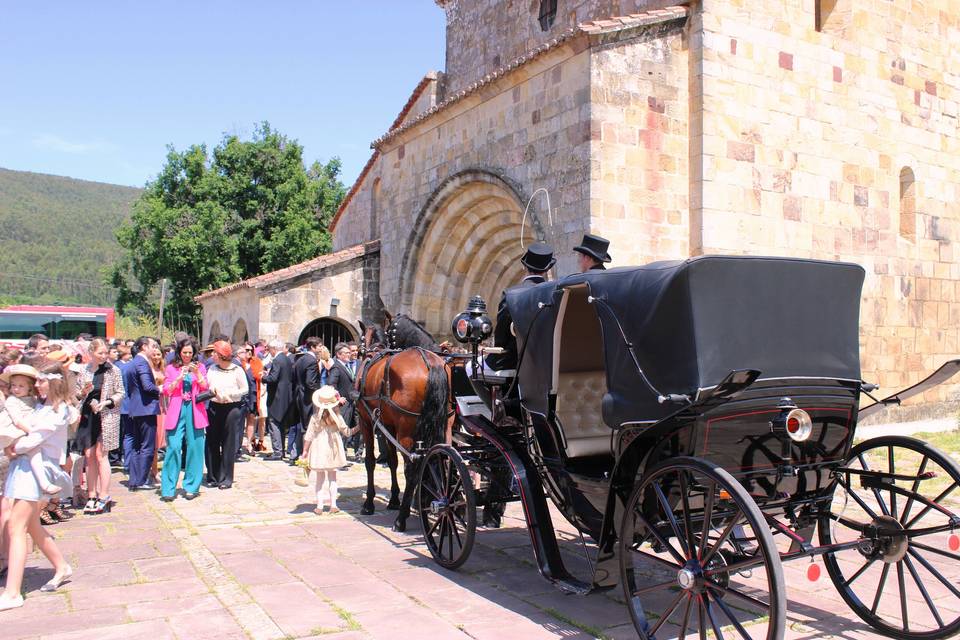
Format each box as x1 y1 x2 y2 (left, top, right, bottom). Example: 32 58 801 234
538 0 557 31
899 167 916 242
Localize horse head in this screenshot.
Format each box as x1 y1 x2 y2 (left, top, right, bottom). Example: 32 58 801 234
359 320 388 355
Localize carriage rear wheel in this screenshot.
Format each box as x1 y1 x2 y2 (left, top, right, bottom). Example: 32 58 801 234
620 457 786 640
417 444 477 570
819 435 960 639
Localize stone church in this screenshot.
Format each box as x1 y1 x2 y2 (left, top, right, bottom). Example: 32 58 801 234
197 0 959 414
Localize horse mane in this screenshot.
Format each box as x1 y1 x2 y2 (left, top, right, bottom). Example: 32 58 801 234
391 314 439 351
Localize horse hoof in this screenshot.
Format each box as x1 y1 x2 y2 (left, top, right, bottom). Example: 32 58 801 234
360 505 375 516
386 501 400 510
392 520 407 533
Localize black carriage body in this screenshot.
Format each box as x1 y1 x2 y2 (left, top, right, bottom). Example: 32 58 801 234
504 255 866 541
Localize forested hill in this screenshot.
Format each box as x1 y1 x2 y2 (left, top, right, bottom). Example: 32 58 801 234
0 168 141 306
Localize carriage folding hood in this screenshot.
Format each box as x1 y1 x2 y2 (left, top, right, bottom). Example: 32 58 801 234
506 255 866 428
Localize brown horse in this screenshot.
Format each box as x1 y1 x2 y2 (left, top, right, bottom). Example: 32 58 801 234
356 315 452 532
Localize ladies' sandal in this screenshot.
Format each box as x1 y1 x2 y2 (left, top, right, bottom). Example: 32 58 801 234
49 502 72 521
83 498 98 515
94 496 112 514
39 509 57 526
0 593 24 610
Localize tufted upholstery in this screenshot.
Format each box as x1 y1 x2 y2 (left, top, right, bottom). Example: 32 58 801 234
555 371 611 458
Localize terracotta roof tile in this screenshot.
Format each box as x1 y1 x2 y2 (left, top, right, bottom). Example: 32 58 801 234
194 240 380 302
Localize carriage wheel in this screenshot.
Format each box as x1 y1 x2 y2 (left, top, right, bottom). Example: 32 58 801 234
620 457 785 640
417 445 476 570
819 435 960 639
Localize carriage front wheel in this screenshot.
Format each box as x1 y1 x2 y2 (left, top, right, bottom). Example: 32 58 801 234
619 457 786 640
417 444 477 570
819 435 960 639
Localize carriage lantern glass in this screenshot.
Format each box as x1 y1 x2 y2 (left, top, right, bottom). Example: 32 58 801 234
451 295 493 344
784 408 813 442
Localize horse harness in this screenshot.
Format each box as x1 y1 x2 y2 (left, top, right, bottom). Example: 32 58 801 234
356 346 453 420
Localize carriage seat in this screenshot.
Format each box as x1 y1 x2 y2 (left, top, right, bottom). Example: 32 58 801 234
555 372 612 458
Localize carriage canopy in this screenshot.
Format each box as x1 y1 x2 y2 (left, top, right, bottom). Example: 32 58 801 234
505 255 865 427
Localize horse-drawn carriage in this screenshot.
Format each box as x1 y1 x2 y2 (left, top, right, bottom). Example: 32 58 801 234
359 255 960 640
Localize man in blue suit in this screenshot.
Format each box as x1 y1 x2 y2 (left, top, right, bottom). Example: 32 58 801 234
123 336 161 490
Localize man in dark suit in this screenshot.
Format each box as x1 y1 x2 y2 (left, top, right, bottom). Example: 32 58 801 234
290 336 323 463
123 336 161 490
573 233 612 272
326 342 358 462
263 339 295 460
485 242 555 371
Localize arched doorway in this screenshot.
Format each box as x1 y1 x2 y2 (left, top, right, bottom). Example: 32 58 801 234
297 317 356 352
208 321 222 343
231 318 248 344
400 170 544 335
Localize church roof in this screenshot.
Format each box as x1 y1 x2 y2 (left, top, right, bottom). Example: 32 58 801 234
194 240 380 302
370 5 689 149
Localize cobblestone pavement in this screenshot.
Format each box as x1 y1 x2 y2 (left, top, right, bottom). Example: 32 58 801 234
3 454 950 639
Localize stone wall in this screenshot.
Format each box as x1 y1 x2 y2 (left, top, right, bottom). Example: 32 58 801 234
257 256 368 344
439 0 675 97
589 19 689 265
201 288 259 345
696 0 960 412
373 40 594 323
334 165 379 250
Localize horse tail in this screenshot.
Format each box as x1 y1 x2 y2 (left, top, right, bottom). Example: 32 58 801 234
414 362 448 451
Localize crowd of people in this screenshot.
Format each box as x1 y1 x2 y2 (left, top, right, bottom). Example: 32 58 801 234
0 330 367 611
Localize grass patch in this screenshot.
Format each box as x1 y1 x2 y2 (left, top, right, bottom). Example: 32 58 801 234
330 603 361 631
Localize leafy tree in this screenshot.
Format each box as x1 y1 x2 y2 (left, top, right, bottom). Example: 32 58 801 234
110 122 345 323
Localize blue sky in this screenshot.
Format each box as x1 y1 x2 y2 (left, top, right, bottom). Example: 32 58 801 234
0 2 446 188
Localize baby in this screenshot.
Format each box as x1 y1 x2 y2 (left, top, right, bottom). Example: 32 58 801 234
0 365 60 495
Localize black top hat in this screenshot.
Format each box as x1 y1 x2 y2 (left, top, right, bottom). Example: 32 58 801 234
520 242 556 272
573 234 612 263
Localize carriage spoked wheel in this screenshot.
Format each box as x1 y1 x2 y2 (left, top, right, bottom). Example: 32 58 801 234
620 457 786 640
819 435 960 639
416 444 477 570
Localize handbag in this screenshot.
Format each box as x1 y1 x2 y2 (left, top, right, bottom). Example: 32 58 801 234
195 390 216 403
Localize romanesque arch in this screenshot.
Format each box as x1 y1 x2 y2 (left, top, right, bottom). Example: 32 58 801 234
400 170 544 335
208 321 222 343
231 318 248 344
297 317 356 352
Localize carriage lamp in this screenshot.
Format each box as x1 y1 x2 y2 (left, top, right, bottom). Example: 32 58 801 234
770 399 813 443
451 295 493 344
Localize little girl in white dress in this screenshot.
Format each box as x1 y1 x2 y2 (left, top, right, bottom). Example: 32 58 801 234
300 386 359 514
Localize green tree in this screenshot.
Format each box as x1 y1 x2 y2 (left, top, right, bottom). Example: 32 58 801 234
110 123 345 323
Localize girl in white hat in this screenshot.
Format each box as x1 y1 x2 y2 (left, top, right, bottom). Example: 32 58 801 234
0 364 60 496
300 386 359 514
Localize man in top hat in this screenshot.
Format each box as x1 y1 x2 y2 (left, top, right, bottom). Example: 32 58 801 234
573 233 612 272
485 242 555 372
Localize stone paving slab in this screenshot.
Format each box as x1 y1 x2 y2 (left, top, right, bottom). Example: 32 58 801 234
2 455 941 639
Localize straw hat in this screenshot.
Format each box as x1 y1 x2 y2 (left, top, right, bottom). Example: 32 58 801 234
0 363 40 384
312 386 340 410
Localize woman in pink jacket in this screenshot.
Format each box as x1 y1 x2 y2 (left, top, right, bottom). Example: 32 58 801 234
160 338 209 501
